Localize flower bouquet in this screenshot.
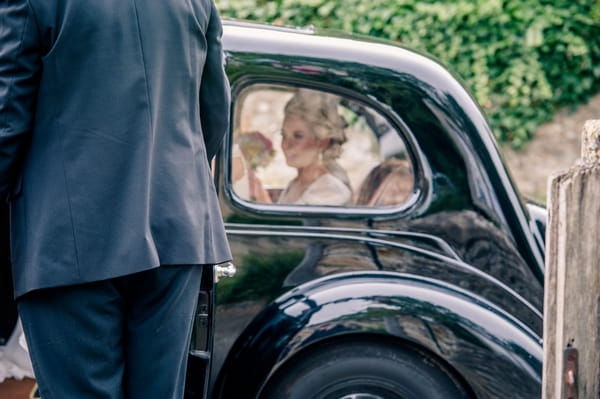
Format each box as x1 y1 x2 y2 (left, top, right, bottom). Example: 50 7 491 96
237 131 275 169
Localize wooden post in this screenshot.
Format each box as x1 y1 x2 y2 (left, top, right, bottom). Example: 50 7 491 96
543 120 600 399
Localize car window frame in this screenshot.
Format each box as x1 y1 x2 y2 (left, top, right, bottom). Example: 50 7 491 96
221 78 428 219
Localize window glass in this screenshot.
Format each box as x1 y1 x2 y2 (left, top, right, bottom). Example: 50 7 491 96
231 84 414 208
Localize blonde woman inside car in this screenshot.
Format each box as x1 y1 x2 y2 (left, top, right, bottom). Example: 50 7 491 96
272 89 352 205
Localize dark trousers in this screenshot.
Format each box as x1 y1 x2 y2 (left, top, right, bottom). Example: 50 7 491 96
17 265 203 399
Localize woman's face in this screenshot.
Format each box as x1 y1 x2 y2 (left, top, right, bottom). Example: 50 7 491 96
281 114 325 169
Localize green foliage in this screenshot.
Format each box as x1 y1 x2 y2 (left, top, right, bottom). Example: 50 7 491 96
217 0 600 148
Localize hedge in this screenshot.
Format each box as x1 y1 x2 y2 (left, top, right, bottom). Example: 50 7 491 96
217 0 600 148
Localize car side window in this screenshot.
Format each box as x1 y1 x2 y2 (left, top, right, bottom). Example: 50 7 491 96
230 84 414 208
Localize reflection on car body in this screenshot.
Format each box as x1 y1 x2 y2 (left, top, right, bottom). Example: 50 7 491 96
211 21 544 399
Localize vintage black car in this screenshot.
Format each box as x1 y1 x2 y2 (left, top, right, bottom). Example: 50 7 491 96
1 20 546 399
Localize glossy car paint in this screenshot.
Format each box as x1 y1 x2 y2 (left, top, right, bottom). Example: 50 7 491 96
209 21 545 399
215 272 542 398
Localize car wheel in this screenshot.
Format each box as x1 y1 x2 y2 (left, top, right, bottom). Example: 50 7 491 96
260 340 471 399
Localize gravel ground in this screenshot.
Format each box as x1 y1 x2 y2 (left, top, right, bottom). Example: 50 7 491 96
502 94 600 202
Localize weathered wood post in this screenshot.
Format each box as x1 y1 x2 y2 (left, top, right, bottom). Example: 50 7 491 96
543 119 600 399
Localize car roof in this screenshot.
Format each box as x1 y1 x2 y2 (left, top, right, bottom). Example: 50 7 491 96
221 20 455 89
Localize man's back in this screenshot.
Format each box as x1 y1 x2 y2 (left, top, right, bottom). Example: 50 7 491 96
1 0 231 297
1 1 231 397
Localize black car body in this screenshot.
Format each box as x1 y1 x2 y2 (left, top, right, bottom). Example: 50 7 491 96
1 21 546 399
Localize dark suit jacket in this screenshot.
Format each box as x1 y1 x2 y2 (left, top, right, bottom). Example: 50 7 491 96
0 0 232 298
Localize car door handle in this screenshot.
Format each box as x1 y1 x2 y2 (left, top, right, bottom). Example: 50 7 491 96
214 262 237 282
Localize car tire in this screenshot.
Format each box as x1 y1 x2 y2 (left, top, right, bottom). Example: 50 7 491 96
260 340 471 399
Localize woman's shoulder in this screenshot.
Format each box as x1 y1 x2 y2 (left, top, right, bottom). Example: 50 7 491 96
302 173 352 205
313 173 348 189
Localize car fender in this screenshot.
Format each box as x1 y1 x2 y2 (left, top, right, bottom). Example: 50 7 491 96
214 271 542 399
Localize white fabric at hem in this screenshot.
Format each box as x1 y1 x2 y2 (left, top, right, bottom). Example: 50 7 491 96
0 318 34 382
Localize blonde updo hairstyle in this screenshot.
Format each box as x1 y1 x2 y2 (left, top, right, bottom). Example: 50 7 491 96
283 88 347 163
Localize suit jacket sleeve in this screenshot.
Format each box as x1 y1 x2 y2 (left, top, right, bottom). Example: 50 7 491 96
0 0 41 201
200 1 231 162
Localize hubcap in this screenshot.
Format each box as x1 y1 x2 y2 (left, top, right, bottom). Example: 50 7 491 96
318 379 406 399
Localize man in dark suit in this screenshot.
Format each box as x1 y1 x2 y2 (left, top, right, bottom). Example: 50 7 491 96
0 0 231 397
